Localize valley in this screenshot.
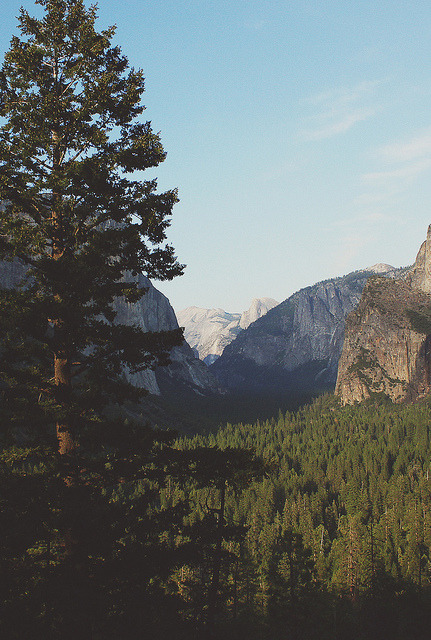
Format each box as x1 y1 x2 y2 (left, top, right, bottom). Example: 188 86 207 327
2 1 431 637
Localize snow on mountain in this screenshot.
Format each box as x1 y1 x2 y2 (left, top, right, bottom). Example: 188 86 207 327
177 298 279 365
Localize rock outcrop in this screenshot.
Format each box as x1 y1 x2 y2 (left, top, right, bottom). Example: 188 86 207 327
405 225 431 293
0 258 28 289
0 260 220 397
177 298 279 365
210 267 398 395
239 298 280 330
336 227 431 404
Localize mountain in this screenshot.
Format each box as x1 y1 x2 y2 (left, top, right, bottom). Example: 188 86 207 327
177 297 279 365
0 259 220 398
239 297 280 329
336 227 431 404
210 265 399 395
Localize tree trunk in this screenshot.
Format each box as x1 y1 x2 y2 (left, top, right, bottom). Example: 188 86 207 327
207 481 226 628
51 52 76 458
55 354 75 456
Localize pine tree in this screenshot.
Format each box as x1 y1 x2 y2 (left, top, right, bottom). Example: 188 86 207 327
0 3 191 637
0 0 184 451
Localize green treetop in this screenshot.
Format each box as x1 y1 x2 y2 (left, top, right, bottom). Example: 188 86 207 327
0 0 184 451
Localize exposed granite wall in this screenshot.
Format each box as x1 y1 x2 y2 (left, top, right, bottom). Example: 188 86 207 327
336 227 431 404
211 270 380 392
406 225 431 293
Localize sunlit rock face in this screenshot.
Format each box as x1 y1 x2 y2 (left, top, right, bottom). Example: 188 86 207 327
336 226 431 405
210 267 398 395
177 298 279 365
335 278 431 404
0 261 220 397
239 298 280 330
405 225 431 294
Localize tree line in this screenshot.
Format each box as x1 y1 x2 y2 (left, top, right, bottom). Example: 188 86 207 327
178 395 431 639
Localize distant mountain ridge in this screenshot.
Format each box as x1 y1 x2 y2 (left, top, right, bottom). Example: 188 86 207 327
177 297 279 365
210 264 403 396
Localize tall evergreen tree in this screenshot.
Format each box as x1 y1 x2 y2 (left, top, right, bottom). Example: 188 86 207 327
0 2 194 637
0 0 184 451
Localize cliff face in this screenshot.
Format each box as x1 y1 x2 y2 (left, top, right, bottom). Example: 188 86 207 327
0 261 220 397
405 225 431 293
177 307 242 365
239 298 280 330
210 268 394 394
177 298 278 365
336 227 431 404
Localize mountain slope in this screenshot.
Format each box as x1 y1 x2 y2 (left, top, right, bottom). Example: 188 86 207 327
177 297 279 365
210 265 399 395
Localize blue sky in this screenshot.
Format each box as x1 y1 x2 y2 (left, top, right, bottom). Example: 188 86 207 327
2 1 431 313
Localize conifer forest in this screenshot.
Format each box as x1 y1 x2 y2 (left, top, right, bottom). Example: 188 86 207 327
2 1 431 639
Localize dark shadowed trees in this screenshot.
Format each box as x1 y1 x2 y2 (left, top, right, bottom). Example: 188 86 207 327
0 2 192 637
0 0 184 452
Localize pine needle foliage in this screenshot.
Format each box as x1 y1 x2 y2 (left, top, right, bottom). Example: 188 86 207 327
0 3 199 637
0 0 184 444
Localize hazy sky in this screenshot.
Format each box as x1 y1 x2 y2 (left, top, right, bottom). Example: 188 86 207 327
2 1 431 314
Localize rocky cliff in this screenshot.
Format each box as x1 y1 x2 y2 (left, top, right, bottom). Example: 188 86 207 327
336 227 431 404
239 298 280 329
405 225 431 293
177 297 279 365
210 266 397 394
0 260 220 397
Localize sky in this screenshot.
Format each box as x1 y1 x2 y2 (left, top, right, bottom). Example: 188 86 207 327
2 1 431 314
